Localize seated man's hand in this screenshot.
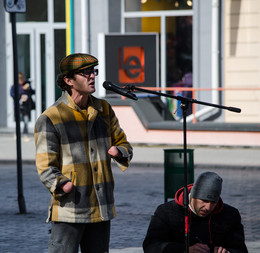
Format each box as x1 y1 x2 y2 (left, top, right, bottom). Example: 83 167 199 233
189 243 210 253
214 246 230 253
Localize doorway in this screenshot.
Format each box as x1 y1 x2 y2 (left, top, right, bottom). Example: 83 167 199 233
7 26 55 129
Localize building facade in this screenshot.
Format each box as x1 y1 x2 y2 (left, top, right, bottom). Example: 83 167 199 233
1 0 259 139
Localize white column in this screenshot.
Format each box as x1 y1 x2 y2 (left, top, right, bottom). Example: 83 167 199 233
211 0 220 104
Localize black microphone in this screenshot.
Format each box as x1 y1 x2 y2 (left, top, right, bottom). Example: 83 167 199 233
103 81 138 101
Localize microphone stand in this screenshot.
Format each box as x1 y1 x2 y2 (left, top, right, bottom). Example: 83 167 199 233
125 84 241 253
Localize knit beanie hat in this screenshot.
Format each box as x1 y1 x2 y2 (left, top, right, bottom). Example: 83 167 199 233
190 172 223 202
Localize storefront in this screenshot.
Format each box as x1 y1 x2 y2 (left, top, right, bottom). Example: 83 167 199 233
3 0 238 130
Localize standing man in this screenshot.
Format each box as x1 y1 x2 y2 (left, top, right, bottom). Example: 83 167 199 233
35 53 133 253
143 171 248 253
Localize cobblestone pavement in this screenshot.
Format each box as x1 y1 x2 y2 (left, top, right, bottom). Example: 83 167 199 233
0 162 259 252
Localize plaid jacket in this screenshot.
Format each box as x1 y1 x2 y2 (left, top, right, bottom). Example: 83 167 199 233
35 91 133 223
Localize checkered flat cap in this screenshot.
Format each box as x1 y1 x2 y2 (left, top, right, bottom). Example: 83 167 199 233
60 53 98 74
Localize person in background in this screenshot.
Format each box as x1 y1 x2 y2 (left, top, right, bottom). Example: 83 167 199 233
10 72 35 136
143 171 248 253
35 53 133 253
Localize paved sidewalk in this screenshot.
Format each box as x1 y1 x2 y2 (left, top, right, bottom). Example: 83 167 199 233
0 163 260 252
0 131 260 252
1 131 260 170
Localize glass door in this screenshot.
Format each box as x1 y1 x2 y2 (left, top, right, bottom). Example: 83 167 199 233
34 28 55 116
7 27 54 129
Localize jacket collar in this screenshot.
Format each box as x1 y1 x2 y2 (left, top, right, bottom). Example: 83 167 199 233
59 91 103 113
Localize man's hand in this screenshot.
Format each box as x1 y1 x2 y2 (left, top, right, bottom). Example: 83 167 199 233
108 146 123 158
61 181 73 193
214 246 230 253
23 83 30 90
21 94 28 102
189 243 210 253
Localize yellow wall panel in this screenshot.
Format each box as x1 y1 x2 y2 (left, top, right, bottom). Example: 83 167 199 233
224 0 260 122
225 0 260 15
225 43 260 57
225 72 260 86
225 58 260 71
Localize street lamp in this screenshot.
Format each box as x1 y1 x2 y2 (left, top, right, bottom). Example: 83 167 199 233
4 0 27 214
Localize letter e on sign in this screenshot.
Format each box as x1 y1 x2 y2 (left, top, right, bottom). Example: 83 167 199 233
119 46 145 83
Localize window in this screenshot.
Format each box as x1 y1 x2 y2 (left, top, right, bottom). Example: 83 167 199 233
54 0 66 22
125 0 192 12
54 29 66 100
16 0 48 22
123 0 193 116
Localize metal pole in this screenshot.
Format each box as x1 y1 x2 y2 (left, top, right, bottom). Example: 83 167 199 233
181 103 189 253
11 12 26 214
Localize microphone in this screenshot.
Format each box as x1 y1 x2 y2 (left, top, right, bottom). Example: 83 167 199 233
103 81 138 101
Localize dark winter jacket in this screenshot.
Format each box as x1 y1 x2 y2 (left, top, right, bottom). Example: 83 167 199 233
143 184 248 253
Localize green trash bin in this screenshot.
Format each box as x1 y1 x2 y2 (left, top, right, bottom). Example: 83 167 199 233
164 149 194 202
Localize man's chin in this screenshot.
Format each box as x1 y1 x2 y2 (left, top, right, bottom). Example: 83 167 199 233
89 87 96 93
199 211 209 217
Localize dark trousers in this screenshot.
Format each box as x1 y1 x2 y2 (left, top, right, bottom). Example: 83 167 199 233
48 221 110 253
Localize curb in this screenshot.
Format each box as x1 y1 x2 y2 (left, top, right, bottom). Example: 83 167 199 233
0 159 35 165
1 160 260 171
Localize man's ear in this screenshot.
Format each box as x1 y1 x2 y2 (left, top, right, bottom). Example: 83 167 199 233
64 77 73 87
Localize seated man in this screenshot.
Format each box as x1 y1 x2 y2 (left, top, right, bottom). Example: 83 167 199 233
143 171 248 253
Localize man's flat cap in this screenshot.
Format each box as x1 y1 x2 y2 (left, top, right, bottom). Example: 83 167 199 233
60 53 98 74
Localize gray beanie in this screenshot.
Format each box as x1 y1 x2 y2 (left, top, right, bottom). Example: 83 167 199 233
190 172 223 202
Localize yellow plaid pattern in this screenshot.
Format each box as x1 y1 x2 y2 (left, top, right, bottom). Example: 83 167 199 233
35 91 132 223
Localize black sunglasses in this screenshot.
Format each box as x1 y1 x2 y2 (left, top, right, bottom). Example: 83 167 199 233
78 68 98 77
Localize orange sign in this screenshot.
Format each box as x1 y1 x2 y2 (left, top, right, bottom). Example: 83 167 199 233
119 46 145 83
